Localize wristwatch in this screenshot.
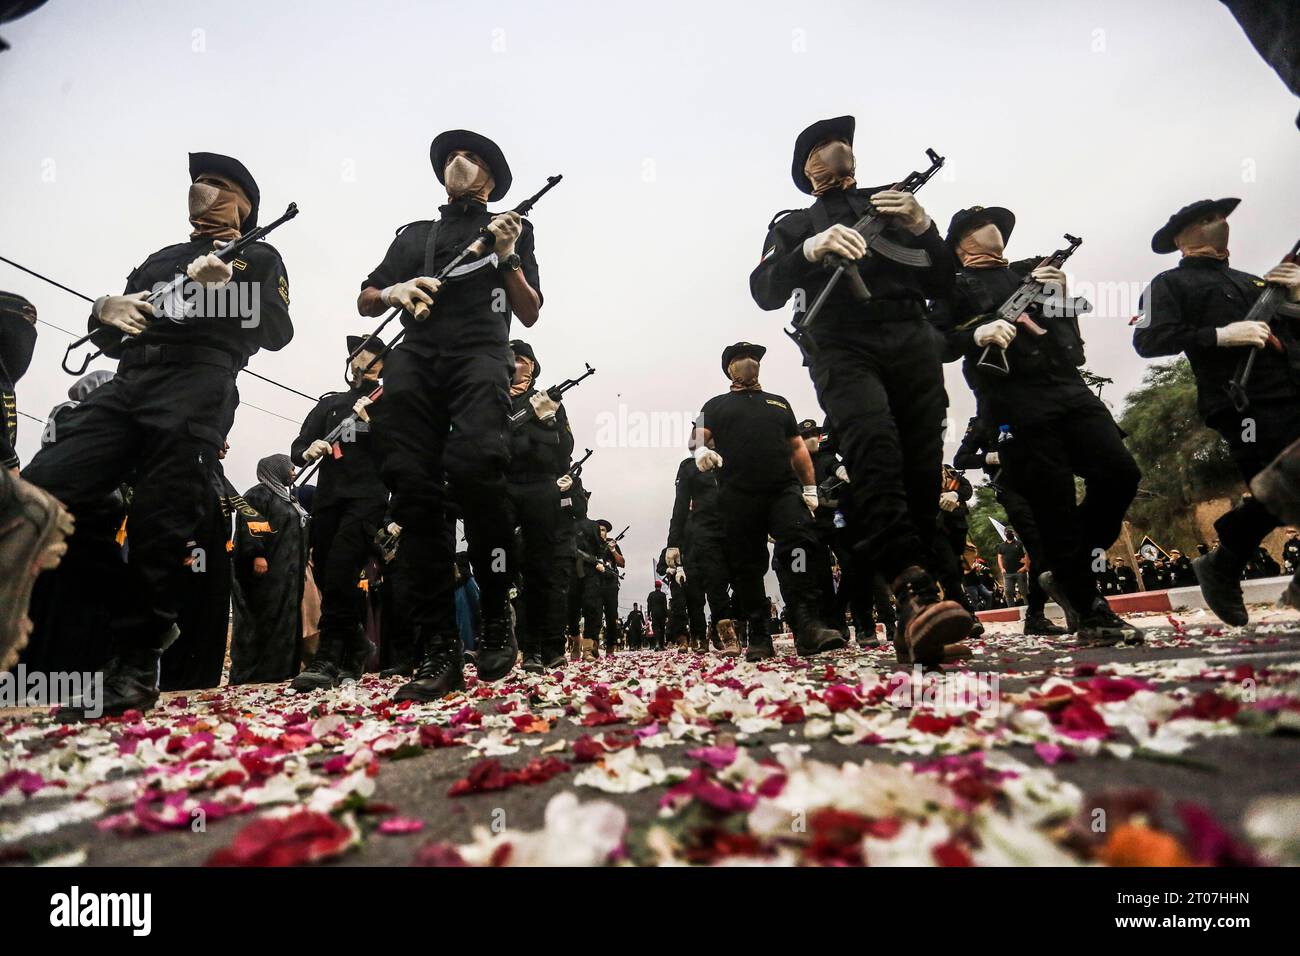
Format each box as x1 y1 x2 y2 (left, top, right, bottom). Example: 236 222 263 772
498 253 522 272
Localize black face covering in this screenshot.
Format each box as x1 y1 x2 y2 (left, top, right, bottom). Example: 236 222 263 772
0 295 38 387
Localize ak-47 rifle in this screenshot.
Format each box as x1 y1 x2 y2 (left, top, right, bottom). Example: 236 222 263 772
565 447 594 481
62 203 300 375
291 383 383 487
786 148 945 360
349 175 563 382
613 525 629 543
1226 236 1300 413
963 233 1086 377
374 523 401 563
509 362 595 428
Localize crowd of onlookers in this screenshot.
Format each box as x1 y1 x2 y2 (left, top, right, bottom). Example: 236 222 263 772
960 528 1300 612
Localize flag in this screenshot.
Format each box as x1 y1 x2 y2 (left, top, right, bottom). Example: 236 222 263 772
652 557 662 587
1138 534 1169 562
988 516 1008 542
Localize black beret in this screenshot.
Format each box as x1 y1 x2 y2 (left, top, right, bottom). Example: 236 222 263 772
430 129 512 202
792 116 855 195
509 338 540 381
945 205 1016 249
1151 198 1240 254
721 341 766 377
346 334 386 356
189 152 260 232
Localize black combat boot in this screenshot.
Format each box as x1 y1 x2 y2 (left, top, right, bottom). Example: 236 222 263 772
57 645 162 722
1193 546 1249 626
338 633 373 683
744 614 775 661
543 636 568 670
1037 571 1079 632
475 616 518 682
1076 597 1145 646
1023 611 1069 636
891 566 973 668
792 606 847 658
394 635 466 702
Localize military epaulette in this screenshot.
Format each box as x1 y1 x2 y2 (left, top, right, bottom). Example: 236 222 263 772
395 220 424 237
767 209 799 231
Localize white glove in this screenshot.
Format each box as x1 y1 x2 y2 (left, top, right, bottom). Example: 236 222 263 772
674 567 686 584
381 277 442 319
352 396 373 422
984 451 1000 467
694 446 723 471
1264 262 1300 301
1030 265 1067 291
868 189 932 235
486 211 522 258
802 223 866 263
529 391 559 422
834 464 849 483
973 319 1016 349
186 252 233 286
665 547 681 568
1216 320 1271 348
595 562 606 575
92 292 155 335
802 484 819 514
303 439 332 463
939 491 960 512
556 474 574 492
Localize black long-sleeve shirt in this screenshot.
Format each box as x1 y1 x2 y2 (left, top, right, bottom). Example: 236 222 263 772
291 387 388 510
667 455 723 549
1133 256 1300 420
508 387 573 480
88 237 292 365
361 199 540 354
750 186 955 347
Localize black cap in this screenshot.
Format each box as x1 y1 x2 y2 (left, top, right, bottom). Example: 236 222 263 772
347 334 386 356
797 418 821 436
430 129 511 202
1151 198 1240 254
188 152 260 232
945 205 1015 250
509 339 540 381
721 341 766 377
792 115 855 194
596 518 613 532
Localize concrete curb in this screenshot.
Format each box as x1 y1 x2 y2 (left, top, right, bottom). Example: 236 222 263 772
974 574 1293 623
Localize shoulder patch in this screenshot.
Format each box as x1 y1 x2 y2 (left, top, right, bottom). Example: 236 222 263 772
765 399 789 410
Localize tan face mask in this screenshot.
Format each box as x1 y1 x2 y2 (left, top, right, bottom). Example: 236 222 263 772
728 357 761 390
445 153 494 203
189 175 250 241
804 140 856 195
957 222 1009 269
510 356 534 396
1175 217 1229 261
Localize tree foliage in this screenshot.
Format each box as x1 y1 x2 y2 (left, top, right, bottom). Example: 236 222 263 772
1117 358 1239 542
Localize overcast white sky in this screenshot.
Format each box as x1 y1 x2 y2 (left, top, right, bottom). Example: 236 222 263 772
2 0 1297 610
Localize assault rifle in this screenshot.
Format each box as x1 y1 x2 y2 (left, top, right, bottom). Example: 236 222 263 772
509 362 595 428
565 447 594 481
1226 236 1300 413
350 175 563 381
62 203 300 375
291 383 383 487
966 233 1086 377
786 148 945 360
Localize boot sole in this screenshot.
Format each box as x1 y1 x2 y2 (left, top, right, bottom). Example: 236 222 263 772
796 633 847 658
393 679 465 702
907 602 974 667
1192 556 1249 626
1 498 74 672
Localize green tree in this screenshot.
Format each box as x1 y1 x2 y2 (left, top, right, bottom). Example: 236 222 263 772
967 482 1009 564
1118 358 1238 543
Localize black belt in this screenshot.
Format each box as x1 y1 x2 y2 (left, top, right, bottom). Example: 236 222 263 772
118 343 238 372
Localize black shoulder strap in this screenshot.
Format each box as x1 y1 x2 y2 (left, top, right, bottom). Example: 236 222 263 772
420 219 441 277
766 208 797 231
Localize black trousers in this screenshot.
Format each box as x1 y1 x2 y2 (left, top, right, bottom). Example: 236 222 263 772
719 483 822 636
311 496 386 662
649 610 666 648
1207 401 1300 559
809 322 947 582
996 484 1048 616
23 360 237 655
582 574 620 651
551 519 576 647
370 345 513 647
998 399 1141 613
684 532 732 639
506 478 561 656
931 522 975 612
